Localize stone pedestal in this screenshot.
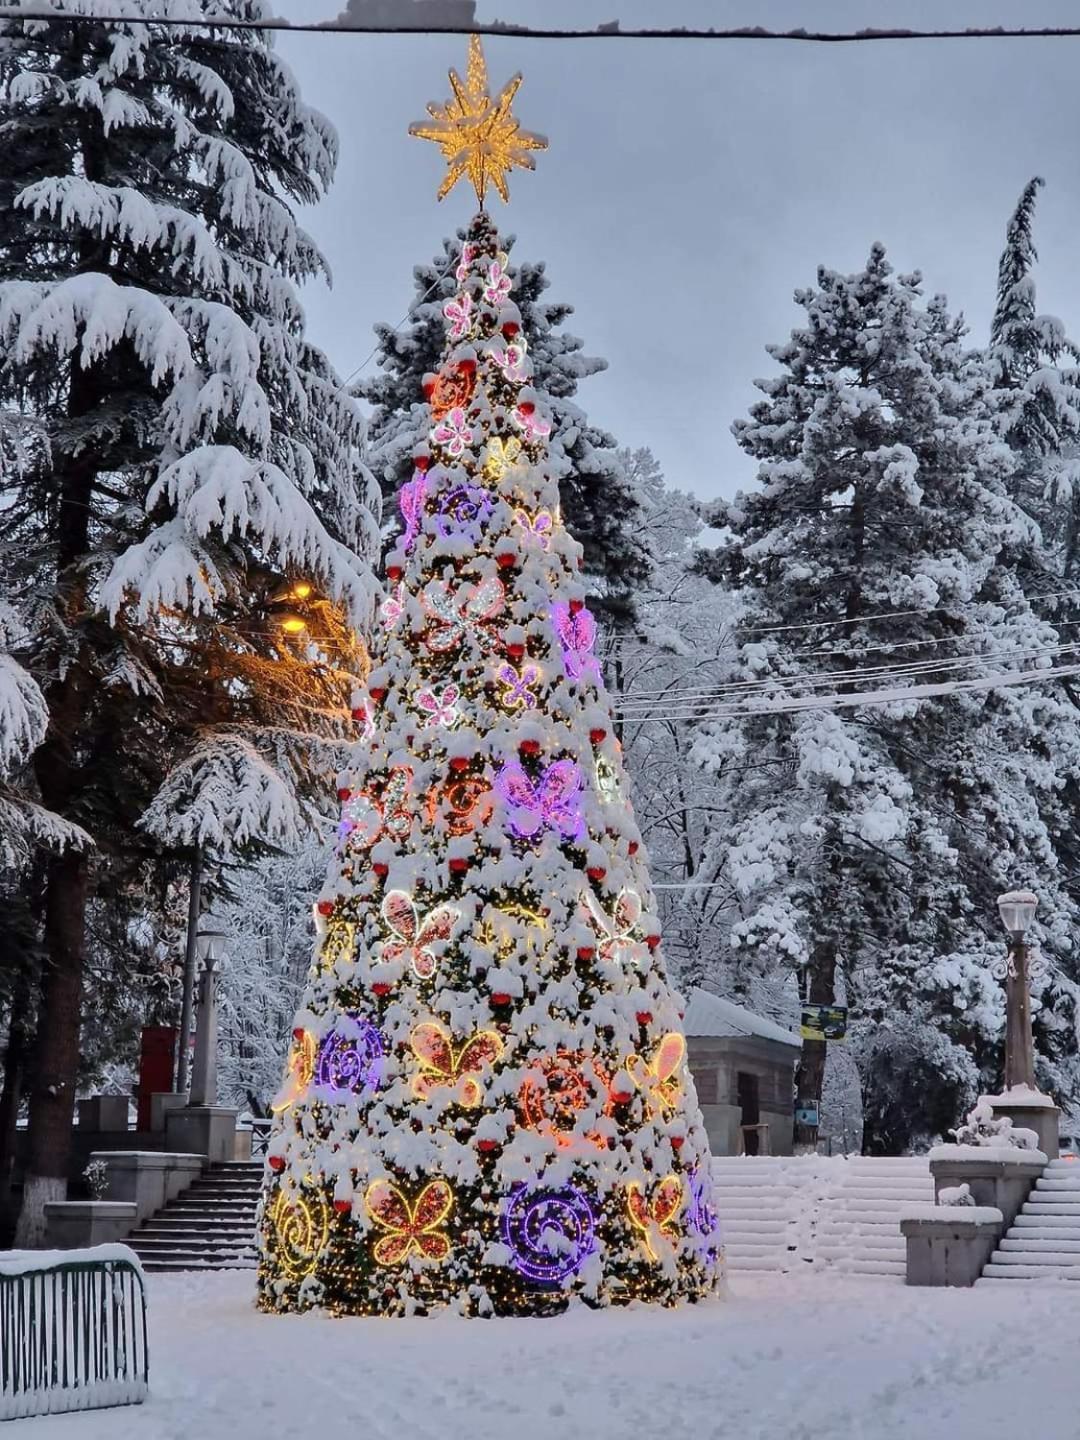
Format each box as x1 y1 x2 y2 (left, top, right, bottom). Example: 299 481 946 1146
77 1095 130 1133
901 1211 1004 1287
44 1201 138 1249
93 1150 204 1223
987 1091 1060 1159
930 1153 1045 1230
150 1091 188 1134
165 1105 238 1164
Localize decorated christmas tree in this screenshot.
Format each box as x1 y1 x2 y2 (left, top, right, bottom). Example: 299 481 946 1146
256 38 723 1318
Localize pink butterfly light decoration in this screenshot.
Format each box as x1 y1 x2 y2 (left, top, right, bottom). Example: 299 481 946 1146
431 406 473 458
552 601 601 683
489 340 529 383
443 292 473 341
495 759 584 841
513 404 551 443
416 683 462 730
483 260 512 306
380 582 406 632
379 890 460 981
455 242 478 283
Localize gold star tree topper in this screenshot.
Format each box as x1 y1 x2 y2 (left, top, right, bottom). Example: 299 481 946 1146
409 36 548 206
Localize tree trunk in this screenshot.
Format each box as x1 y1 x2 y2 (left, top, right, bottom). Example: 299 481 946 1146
0 959 35 1233
15 849 90 1245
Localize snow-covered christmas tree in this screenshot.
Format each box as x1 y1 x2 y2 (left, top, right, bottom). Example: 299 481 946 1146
257 38 722 1318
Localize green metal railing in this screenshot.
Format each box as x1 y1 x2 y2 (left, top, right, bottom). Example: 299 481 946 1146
0 1253 148 1421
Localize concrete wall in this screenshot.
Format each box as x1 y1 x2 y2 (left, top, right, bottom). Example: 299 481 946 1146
686 1034 798 1156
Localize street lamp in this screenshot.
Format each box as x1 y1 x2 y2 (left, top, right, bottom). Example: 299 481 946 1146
995 890 1038 1092
188 912 228 1108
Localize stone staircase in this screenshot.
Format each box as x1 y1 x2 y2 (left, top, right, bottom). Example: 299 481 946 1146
711 1158 795 1271
712 1154 933 1275
817 1157 934 1278
978 1158 1080 1284
126 1162 262 1273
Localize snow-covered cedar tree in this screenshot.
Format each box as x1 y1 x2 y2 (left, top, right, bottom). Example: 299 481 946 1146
0 0 379 1243
693 245 1080 1153
988 176 1080 537
257 214 724 1318
359 228 654 626
214 834 332 1114
599 448 748 995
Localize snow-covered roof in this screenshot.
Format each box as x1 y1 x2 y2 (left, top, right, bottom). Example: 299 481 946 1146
682 988 802 1049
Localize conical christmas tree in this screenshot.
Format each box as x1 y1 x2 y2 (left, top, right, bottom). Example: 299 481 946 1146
256 40 723 1318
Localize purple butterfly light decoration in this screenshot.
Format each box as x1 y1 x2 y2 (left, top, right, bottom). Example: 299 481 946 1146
495 759 584 841
551 602 601 683
399 474 427 553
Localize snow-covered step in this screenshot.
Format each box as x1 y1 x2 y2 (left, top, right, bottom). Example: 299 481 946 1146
977 1157 1080 1284
126 1161 263 1273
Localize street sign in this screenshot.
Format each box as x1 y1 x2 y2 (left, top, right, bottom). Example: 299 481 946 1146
800 1004 848 1042
794 1103 819 1127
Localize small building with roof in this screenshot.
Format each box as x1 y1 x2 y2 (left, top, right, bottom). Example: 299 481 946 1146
682 988 802 1156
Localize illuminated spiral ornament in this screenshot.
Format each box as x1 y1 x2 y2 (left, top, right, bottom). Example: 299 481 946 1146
315 1015 385 1097
269 1188 331 1281
502 1184 597 1286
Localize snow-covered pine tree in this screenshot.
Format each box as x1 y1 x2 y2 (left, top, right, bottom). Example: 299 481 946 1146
0 0 379 1241
258 212 724 1317
360 233 653 625
694 246 1080 1151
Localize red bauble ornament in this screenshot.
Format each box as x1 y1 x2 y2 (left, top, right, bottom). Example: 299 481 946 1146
334 1199 352 1214
587 866 606 882
636 1011 653 1026
477 1139 500 1154
576 946 596 962
413 454 431 473
317 900 335 917
496 553 516 570
337 787 351 802
292 1027 306 1043
502 321 520 340
371 981 392 997
589 728 607 745
646 934 661 951
491 992 512 1006
569 599 585 615
506 642 526 662
370 686 387 704
449 756 470 773
351 707 368 722
386 564 403 582
519 739 541 757
372 862 389 879
268 1155 285 1173
671 1136 686 1151
449 857 469 874
628 840 639 856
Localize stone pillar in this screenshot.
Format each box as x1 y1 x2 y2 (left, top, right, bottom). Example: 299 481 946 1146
188 962 219 1108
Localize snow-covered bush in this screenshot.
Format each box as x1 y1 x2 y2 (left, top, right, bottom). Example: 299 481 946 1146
938 1183 976 1207
952 1099 1038 1151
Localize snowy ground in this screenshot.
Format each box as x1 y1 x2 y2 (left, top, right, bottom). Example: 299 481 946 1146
25 1270 1080 1440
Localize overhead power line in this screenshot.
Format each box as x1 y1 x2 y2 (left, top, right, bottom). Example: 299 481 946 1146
3 12 1080 42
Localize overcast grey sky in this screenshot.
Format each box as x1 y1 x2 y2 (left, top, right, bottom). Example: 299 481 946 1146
271 1 1080 500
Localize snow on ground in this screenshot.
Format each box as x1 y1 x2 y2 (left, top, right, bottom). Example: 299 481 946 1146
24 1269 1080 1440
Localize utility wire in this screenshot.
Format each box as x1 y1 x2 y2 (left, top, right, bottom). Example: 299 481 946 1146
2 12 1079 42
613 659 1080 725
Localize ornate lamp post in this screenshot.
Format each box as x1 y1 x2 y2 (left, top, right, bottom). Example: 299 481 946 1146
994 890 1040 1091
188 913 228 1107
